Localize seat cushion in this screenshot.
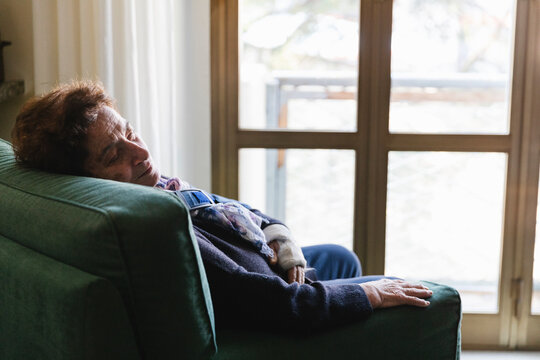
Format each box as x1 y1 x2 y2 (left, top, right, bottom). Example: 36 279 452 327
0 139 216 359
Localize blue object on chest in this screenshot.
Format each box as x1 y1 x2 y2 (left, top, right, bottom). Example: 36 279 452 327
175 189 215 210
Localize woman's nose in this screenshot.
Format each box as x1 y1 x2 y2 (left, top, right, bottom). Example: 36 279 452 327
125 140 149 165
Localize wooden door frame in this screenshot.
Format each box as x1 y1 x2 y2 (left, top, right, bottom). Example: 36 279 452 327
514 0 540 349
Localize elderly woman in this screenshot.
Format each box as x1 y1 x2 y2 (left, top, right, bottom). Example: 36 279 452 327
11 81 432 330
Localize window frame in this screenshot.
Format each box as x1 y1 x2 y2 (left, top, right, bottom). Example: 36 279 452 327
210 0 540 349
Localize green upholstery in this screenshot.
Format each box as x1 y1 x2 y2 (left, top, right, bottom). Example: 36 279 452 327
0 138 216 359
0 138 461 359
0 234 139 360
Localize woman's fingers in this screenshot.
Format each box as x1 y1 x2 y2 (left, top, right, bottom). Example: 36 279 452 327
298 267 305 285
403 282 430 290
393 280 430 290
360 279 434 309
287 267 296 283
287 266 305 284
268 241 306 285
404 287 433 299
402 295 430 307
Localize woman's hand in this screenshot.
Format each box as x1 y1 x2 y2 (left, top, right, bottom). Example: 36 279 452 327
268 240 305 284
359 279 432 309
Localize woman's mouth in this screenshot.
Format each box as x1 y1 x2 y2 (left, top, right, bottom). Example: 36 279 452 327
137 165 152 180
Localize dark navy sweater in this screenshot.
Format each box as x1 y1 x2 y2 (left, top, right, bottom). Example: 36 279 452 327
191 195 373 331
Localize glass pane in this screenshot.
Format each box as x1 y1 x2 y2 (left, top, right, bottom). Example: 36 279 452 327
390 0 515 134
239 149 355 249
385 152 507 313
532 172 540 314
239 0 359 131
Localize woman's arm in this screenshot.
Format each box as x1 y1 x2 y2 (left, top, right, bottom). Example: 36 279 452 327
210 193 307 283
195 228 372 330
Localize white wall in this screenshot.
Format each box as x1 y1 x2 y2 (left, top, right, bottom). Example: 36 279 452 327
0 0 34 141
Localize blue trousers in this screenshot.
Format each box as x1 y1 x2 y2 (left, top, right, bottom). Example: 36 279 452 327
302 244 392 285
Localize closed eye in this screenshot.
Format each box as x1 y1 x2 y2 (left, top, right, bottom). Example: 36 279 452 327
107 152 120 166
126 128 136 141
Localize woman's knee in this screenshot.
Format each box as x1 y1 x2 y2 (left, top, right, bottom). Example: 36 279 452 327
325 244 362 277
303 244 362 280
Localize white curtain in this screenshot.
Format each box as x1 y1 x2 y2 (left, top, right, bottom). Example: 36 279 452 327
31 0 211 189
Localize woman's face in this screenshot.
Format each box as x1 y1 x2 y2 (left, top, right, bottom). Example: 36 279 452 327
83 106 160 186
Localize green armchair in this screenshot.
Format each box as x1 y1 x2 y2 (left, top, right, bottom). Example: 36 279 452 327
0 138 461 359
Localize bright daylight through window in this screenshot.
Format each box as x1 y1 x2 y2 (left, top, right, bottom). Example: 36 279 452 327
238 0 360 250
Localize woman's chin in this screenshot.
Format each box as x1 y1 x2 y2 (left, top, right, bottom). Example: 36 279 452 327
149 169 161 186
133 167 160 187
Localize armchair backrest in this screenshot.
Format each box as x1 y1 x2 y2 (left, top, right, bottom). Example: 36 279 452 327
0 139 216 359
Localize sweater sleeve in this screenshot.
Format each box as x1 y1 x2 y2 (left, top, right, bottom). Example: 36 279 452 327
195 228 373 331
